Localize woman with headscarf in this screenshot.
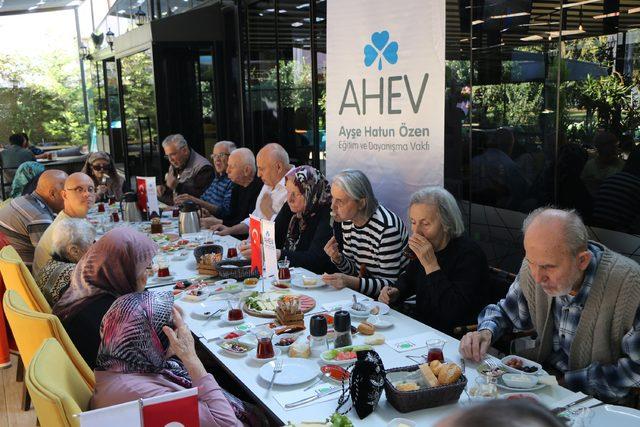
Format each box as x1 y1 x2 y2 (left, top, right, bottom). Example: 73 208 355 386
53 227 157 368
239 165 335 274
10 161 44 198
80 151 125 201
91 292 254 426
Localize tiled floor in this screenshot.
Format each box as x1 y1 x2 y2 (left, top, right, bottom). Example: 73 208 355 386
0 354 37 427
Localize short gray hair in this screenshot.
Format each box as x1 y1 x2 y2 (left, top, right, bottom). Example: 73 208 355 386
261 143 290 165
409 187 464 238
161 134 188 149
332 169 378 219
231 147 256 174
215 140 236 153
522 207 589 255
51 218 96 260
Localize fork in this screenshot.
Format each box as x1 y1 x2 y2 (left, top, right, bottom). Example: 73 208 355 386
483 357 501 371
266 359 283 395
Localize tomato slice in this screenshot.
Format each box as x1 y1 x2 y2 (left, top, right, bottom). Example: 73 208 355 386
321 364 350 381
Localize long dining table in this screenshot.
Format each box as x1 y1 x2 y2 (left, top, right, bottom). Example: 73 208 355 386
91 207 632 426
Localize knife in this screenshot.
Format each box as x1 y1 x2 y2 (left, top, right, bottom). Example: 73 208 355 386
551 395 595 413
285 387 342 409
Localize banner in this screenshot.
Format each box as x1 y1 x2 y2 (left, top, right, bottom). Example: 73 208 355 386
326 0 445 218
136 177 160 217
249 215 262 275
261 218 278 278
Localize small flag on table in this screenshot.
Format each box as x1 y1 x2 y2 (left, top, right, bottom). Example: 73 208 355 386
249 215 262 275
141 388 199 427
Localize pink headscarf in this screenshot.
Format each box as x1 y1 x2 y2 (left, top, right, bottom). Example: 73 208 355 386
53 227 157 321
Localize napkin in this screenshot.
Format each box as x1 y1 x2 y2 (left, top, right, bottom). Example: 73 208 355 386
273 384 344 410
385 333 433 353
546 392 594 410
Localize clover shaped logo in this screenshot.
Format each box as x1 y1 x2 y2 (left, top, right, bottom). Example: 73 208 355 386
364 30 399 71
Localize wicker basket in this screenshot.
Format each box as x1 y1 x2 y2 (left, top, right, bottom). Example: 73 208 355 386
213 259 260 280
384 365 467 413
193 244 224 264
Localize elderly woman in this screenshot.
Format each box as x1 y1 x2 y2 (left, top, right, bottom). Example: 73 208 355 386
80 151 125 201
10 161 44 198
239 165 335 274
35 218 95 306
323 169 408 297
53 227 157 368
378 187 490 334
91 292 258 426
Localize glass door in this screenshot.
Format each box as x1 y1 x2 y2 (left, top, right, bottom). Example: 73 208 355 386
103 59 124 170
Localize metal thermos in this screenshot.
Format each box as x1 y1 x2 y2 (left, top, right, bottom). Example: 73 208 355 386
119 192 142 222
178 200 201 235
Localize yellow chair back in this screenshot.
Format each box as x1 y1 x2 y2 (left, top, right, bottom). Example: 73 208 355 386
26 338 92 427
0 198 12 209
3 290 94 389
0 245 51 313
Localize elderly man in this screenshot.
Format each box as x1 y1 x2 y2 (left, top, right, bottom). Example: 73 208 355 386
157 134 214 205
0 169 67 266
460 207 640 402
202 148 262 233
175 140 235 217
212 143 292 236
33 172 96 274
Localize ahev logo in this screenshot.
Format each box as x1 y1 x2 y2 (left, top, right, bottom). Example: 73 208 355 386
340 30 428 116
364 30 398 71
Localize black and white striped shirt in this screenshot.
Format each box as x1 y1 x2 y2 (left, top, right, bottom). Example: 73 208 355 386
335 205 408 297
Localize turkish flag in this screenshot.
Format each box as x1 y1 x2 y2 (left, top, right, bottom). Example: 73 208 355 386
141 394 199 427
136 177 148 213
249 215 262 275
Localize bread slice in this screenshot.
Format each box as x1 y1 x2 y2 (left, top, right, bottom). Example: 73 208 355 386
437 363 462 385
429 360 443 376
419 363 440 388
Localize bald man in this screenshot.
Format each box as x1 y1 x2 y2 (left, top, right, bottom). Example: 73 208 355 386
33 172 96 274
211 143 292 236
0 169 67 266
460 207 640 403
201 148 262 233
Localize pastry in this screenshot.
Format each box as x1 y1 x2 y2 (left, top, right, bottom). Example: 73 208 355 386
357 322 375 335
364 333 385 345
419 363 440 388
437 363 463 385
429 360 443 376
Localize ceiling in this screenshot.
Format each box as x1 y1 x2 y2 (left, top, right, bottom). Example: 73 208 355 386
0 0 84 15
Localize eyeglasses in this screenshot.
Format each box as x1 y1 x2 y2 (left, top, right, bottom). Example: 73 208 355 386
92 164 109 171
65 186 96 194
211 153 230 160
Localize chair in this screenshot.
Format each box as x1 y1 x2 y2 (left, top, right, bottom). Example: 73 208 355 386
0 245 51 313
3 290 94 389
26 338 92 427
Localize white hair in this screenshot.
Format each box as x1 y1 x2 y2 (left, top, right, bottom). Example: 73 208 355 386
51 218 96 260
231 147 256 174
332 169 378 219
410 186 465 238
214 140 236 153
261 143 290 165
522 207 589 255
161 134 188 149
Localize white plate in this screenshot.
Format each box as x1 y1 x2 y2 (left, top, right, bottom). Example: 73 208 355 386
347 306 371 318
191 301 227 319
500 355 544 376
215 279 238 286
320 346 371 365
589 404 640 426
218 340 255 357
219 310 246 325
500 392 541 402
150 275 174 283
290 276 326 289
181 290 209 302
369 301 390 315
366 315 393 329
258 359 319 386
497 376 547 392
250 347 282 364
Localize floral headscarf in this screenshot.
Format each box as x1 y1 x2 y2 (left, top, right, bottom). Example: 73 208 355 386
95 291 191 388
53 227 157 320
284 166 331 251
11 161 44 198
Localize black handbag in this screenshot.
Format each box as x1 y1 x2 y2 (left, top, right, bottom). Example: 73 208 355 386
336 349 386 419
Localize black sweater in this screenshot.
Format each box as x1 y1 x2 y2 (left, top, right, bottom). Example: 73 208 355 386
275 204 336 274
224 176 263 233
394 235 490 335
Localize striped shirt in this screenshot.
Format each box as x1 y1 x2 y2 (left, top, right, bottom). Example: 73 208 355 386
335 205 408 297
0 192 55 265
592 171 640 234
200 173 233 218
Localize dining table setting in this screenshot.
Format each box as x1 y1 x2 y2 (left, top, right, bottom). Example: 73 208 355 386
86 203 640 427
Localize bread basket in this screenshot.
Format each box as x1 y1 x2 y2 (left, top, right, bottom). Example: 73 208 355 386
194 244 223 276
384 365 467 413
213 259 259 280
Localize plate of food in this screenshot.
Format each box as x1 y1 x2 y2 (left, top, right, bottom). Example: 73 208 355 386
501 356 543 375
290 275 326 289
243 291 316 318
501 392 541 402
218 340 254 356
272 280 291 290
477 361 506 378
191 301 227 319
320 345 372 365
273 334 298 348
320 364 350 383
498 373 546 392
218 331 246 341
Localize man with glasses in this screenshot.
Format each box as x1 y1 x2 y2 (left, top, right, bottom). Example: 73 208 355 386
175 141 235 218
33 172 96 274
0 169 67 267
157 134 214 205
